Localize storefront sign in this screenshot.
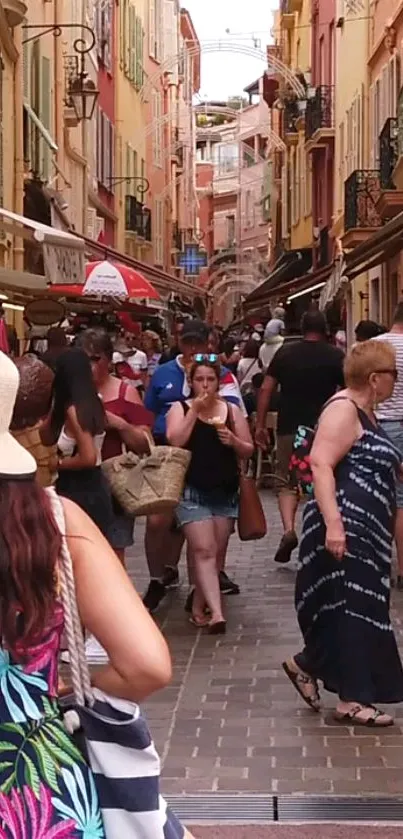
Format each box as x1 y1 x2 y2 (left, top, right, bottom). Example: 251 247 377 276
43 244 85 286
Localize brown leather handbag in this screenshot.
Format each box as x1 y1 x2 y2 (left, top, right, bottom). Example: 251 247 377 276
238 466 267 541
228 406 267 541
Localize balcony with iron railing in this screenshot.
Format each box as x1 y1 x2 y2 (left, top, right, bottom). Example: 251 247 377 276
283 100 299 144
342 170 382 249
376 117 403 219
305 86 334 150
125 196 152 241
392 89 403 191
171 222 183 252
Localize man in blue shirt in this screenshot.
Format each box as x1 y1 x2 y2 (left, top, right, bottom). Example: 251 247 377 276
143 319 243 613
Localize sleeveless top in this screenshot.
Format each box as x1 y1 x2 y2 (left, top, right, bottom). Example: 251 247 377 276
57 427 105 466
183 402 239 494
102 380 153 460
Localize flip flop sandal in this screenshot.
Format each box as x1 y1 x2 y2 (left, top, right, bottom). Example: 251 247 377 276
282 660 321 711
208 620 227 635
189 615 210 628
334 704 394 727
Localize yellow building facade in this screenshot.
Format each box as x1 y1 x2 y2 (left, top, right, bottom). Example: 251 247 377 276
115 0 149 262
281 0 313 252
331 0 370 336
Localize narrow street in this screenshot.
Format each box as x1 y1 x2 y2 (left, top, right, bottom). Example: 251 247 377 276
127 493 403 828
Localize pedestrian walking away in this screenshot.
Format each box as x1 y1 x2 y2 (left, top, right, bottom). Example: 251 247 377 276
284 340 403 726
256 311 344 565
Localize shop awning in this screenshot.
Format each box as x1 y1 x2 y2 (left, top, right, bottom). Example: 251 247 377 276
0 207 84 249
244 248 312 312
345 211 403 279
269 261 333 302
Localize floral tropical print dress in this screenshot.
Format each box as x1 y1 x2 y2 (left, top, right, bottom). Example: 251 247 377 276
0 603 105 838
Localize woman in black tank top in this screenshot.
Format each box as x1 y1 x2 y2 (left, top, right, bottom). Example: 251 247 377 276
166 358 253 633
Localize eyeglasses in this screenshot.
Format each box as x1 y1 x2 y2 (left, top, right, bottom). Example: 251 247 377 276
375 368 398 380
193 353 219 363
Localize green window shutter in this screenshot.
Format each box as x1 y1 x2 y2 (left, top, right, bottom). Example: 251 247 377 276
23 40 30 102
129 6 135 83
40 56 51 181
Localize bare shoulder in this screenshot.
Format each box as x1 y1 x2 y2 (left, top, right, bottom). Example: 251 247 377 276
61 496 101 544
124 384 143 405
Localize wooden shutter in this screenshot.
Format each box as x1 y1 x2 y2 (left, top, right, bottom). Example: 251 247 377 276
149 0 156 58
135 15 143 90
39 56 51 181
281 164 288 238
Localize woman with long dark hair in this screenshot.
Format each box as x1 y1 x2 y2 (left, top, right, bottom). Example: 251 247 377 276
0 350 172 836
167 357 253 633
40 346 114 537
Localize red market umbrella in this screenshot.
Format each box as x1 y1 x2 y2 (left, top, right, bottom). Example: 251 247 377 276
84 260 159 300
49 260 160 301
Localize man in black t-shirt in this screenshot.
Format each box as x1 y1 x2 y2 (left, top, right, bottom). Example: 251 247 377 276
256 311 344 564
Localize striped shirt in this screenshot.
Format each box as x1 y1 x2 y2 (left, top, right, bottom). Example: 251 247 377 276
373 332 403 421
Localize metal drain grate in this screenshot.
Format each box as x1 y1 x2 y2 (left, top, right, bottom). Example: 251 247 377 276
278 796 403 823
167 794 274 823
166 794 403 824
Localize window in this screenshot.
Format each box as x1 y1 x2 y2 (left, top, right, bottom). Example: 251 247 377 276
305 154 312 217
97 109 115 192
40 56 51 181
217 143 238 175
227 215 235 247
95 0 113 72
149 0 162 61
319 36 325 85
152 90 163 167
338 119 345 212
154 197 164 265
281 164 288 239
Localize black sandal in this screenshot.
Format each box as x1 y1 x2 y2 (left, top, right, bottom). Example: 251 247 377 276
282 660 321 711
334 704 394 727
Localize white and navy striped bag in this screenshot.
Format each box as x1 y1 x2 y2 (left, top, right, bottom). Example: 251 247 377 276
51 491 185 839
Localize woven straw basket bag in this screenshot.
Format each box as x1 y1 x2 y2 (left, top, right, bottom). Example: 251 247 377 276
102 436 191 516
12 425 57 488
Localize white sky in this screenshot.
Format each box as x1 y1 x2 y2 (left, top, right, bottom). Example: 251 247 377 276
183 1 276 101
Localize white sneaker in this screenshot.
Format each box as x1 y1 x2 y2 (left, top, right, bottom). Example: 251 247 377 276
84 636 109 664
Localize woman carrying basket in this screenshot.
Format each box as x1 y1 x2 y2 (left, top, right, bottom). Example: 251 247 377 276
167 355 253 633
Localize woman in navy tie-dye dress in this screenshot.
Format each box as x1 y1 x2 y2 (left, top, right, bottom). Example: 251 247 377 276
283 340 403 726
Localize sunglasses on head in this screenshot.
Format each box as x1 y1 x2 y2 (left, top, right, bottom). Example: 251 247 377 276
193 353 219 363
375 367 398 380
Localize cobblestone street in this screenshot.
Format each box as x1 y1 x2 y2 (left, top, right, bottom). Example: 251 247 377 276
126 492 403 801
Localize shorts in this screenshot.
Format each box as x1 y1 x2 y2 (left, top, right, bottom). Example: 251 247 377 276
176 485 239 526
107 512 135 550
276 434 297 495
379 421 403 508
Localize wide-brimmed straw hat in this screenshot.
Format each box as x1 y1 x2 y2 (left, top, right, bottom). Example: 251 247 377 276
0 352 37 479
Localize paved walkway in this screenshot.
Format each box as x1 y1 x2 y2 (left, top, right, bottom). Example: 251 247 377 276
189 828 403 839
127 493 403 799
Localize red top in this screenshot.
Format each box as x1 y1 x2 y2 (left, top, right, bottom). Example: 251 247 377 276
102 381 153 460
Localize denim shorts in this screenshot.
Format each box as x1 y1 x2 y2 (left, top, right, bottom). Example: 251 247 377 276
379 421 403 508
176 485 239 526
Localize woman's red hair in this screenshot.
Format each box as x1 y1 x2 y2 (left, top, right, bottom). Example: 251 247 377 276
0 480 61 655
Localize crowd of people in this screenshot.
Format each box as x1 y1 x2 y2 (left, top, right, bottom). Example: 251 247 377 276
1 304 403 833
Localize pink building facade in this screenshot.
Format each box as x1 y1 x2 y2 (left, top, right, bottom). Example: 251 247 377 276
306 0 335 268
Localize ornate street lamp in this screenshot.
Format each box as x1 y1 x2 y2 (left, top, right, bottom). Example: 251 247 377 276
69 73 99 122
22 23 99 123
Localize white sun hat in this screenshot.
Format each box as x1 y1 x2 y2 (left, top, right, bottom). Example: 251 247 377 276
0 352 37 478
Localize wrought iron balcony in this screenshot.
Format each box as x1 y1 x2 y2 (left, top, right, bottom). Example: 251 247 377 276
344 170 382 234
125 196 152 240
172 222 183 251
305 86 334 143
379 118 397 190
284 100 299 136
